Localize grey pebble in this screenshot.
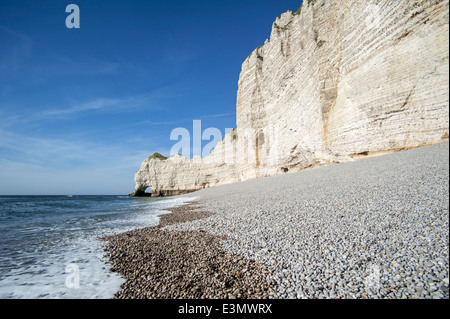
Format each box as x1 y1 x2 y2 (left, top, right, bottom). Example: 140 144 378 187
166 142 449 299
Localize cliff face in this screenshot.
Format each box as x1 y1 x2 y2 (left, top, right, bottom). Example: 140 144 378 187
131 0 449 197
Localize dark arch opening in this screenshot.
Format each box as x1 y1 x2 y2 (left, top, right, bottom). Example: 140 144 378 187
132 187 152 197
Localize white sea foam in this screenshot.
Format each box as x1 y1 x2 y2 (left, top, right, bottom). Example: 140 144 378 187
0 196 196 299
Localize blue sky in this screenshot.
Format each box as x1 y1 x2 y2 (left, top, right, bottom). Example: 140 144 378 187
0 0 303 195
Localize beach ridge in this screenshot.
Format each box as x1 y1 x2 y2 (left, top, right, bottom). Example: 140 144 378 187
103 202 277 299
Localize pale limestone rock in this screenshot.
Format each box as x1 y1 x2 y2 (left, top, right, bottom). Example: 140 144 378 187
132 0 449 196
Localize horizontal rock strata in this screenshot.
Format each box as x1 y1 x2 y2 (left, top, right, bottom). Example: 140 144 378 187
132 0 449 196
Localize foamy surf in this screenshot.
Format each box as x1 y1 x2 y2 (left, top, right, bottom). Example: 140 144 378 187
0 195 196 299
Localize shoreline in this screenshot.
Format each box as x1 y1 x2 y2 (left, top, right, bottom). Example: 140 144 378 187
104 141 449 299
103 202 277 299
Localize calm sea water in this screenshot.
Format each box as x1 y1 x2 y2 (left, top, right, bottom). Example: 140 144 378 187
0 195 193 299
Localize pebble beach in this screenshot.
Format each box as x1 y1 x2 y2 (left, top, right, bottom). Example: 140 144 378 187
105 141 449 299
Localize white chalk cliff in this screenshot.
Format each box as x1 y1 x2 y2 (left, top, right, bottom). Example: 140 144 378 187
131 0 449 197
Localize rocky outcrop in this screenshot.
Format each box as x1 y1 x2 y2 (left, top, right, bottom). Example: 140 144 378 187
131 0 449 197
130 153 240 197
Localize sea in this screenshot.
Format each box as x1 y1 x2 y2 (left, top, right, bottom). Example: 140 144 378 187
0 195 193 299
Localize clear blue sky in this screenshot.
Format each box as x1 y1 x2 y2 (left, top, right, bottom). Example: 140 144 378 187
0 0 303 195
